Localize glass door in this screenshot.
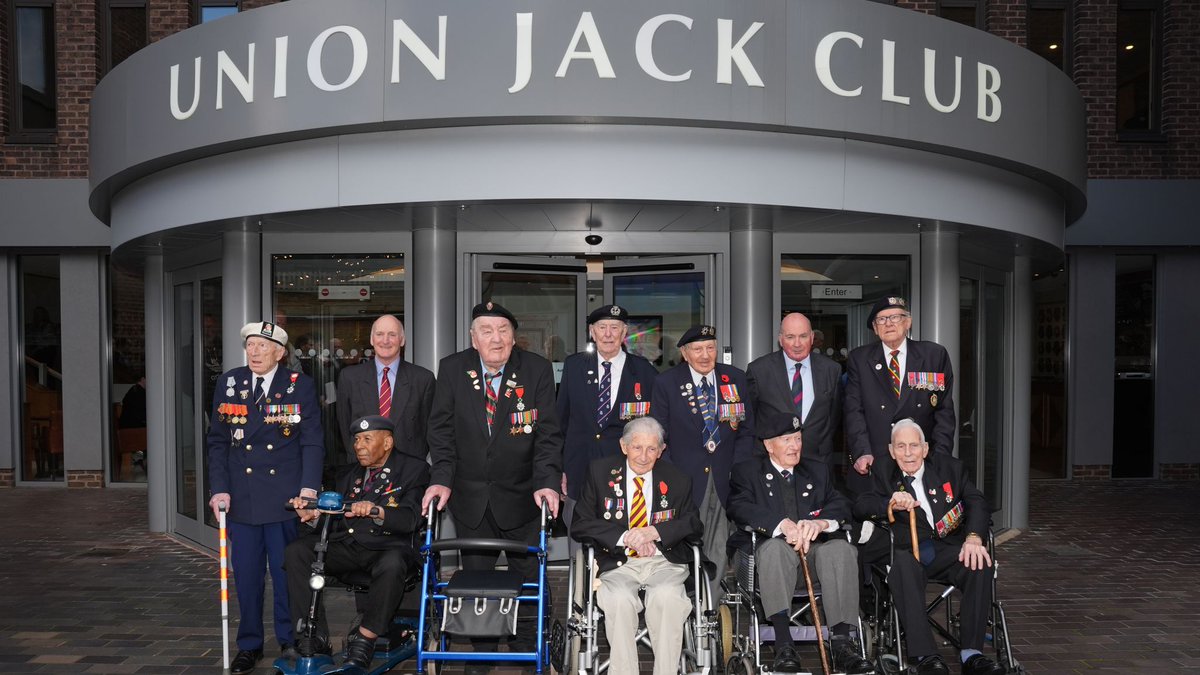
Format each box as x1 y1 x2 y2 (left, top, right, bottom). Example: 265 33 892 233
959 265 1009 524
603 256 712 372
168 263 223 546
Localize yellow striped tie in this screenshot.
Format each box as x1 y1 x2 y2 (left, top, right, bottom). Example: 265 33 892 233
627 476 648 557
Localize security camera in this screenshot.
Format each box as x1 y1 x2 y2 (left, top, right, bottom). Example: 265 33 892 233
585 234 603 246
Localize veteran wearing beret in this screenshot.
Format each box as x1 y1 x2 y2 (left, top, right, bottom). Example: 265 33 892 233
727 412 870 674
844 296 956 495
207 321 325 674
284 415 430 669
650 324 754 580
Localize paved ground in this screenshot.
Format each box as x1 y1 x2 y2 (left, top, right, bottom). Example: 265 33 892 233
0 480 1197 674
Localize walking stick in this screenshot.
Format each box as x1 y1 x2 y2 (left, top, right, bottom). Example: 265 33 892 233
887 503 921 562
798 546 831 675
218 503 231 674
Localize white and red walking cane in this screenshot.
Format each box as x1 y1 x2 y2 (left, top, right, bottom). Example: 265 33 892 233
219 503 231 674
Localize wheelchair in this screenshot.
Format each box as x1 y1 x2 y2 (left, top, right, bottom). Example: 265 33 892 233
554 540 717 674
863 523 1024 675
415 499 555 673
717 528 872 674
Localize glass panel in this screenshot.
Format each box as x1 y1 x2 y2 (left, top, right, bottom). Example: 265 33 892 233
958 278 979 482
612 272 704 371
20 255 62 482
1112 255 1154 478
200 4 238 22
779 255 910 369
982 281 1005 507
482 271 578 360
1028 8 1066 70
16 6 56 130
174 282 197 520
938 5 978 28
1116 8 1155 131
1031 265 1068 478
108 5 147 70
111 265 147 482
273 253 406 458
200 278 223 526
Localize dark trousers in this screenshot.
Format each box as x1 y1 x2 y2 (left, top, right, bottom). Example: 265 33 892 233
453 506 540 652
229 519 298 650
285 534 409 638
887 539 992 656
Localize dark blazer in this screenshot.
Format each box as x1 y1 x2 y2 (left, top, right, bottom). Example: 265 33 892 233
333 449 430 551
557 350 658 499
570 456 704 574
843 339 956 478
726 454 851 554
651 362 755 508
746 350 842 465
427 347 562 530
207 365 325 525
852 452 989 550
336 358 436 461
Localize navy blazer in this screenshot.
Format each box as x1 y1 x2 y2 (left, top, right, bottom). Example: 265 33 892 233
746 350 843 465
427 347 563 530
207 365 325 525
853 453 989 549
557 349 658 499
336 358 435 462
843 339 956 479
331 449 430 552
726 454 851 554
651 362 754 508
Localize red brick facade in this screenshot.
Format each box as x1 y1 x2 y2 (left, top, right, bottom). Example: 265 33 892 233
66 470 105 488
1073 464 1113 480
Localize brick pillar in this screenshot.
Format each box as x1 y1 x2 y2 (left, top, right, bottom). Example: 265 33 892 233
148 0 190 43
987 0 1027 46
897 1 937 14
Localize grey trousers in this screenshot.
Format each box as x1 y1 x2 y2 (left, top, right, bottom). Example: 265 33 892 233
756 536 860 629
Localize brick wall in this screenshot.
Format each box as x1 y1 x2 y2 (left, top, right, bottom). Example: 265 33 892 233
1160 463 1200 480
67 470 104 488
1073 464 1112 480
987 0 1027 46
0 470 13 488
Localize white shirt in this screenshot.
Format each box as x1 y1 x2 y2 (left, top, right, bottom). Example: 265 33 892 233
782 353 815 422
689 366 718 391
904 463 937 530
597 349 626 410
882 339 909 385
616 463 661 557
769 459 839 537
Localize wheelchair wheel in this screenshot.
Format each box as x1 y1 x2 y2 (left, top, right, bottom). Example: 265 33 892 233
725 654 755 674
715 604 734 673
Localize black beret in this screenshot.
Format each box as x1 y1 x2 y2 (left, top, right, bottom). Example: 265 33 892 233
867 296 909 326
588 304 629 324
676 324 717 348
756 411 803 441
351 415 394 435
471 301 519 330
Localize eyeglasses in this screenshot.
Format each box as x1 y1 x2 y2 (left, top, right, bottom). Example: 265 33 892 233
873 313 910 326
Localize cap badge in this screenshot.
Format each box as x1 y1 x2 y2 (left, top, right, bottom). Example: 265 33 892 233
610 305 621 316
486 301 494 310
359 420 370 430
792 417 801 430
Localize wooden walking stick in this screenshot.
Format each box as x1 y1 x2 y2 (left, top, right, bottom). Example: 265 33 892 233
888 503 921 562
799 546 831 675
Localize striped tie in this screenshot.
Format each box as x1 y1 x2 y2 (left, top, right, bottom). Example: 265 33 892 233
790 363 804 416
484 372 499 434
627 476 648 557
253 376 265 408
888 350 901 399
698 377 720 448
596 361 612 427
379 366 392 418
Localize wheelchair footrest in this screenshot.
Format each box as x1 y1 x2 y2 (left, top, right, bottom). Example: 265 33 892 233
758 625 829 643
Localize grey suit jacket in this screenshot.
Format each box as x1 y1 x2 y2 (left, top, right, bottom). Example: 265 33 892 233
746 350 842 465
336 358 435 462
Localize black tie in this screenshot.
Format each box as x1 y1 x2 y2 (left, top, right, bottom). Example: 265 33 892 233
780 469 799 521
253 376 266 407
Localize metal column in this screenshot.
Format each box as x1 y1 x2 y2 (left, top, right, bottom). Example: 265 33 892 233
412 206 457 376
221 230 261 371
920 230 959 454
1009 255 1032 530
145 254 168 532
729 207 774 369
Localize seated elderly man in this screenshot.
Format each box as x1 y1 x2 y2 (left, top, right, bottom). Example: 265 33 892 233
727 411 872 674
571 416 705 675
284 415 430 668
853 418 1004 675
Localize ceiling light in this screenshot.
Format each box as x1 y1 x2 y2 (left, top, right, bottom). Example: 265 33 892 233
1048 44 1058 50
1125 44 1135 51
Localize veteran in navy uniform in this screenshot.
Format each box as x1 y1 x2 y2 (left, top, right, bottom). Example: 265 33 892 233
844 296 956 495
571 416 704 675
285 415 430 669
651 324 754 579
207 321 325 675
853 419 1002 675
422 301 562 672
557 304 658 504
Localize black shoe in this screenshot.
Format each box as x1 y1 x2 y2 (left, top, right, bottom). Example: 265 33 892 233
962 653 1006 675
229 649 263 675
279 642 298 661
344 632 377 669
296 634 332 658
831 639 874 674
773 644 804 673
914 654 950 675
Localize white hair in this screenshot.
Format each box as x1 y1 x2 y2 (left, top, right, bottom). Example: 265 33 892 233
622 416 665 446
890 418 927 444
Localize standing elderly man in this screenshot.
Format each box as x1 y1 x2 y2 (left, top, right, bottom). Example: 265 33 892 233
422 301 562 673
651 324 753 579
571 416 704 675
747 312 844 484
336 314 435 462
207 321 324 674
854 419 1003 675
844 296 956 495
727 411 872 675
557 304 658 515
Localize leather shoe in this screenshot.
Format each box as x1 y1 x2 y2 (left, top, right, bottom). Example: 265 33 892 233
279 642 298 661
831 639 873 674
772 644 804 673
914 654 950 675
229 649 263 675
296 634 331 658
344 631 376 669
962 653 1006 675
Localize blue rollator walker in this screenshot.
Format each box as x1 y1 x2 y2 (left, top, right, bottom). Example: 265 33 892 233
416 498 554 673
273 491 421 675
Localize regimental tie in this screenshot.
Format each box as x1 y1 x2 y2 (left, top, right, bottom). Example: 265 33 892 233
888 350 902 399
790 362 804 417
698 377 721 448
253 376 266 408
484 371 499 434
379 366 392 418
627 476 648 557
596 360 612 427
